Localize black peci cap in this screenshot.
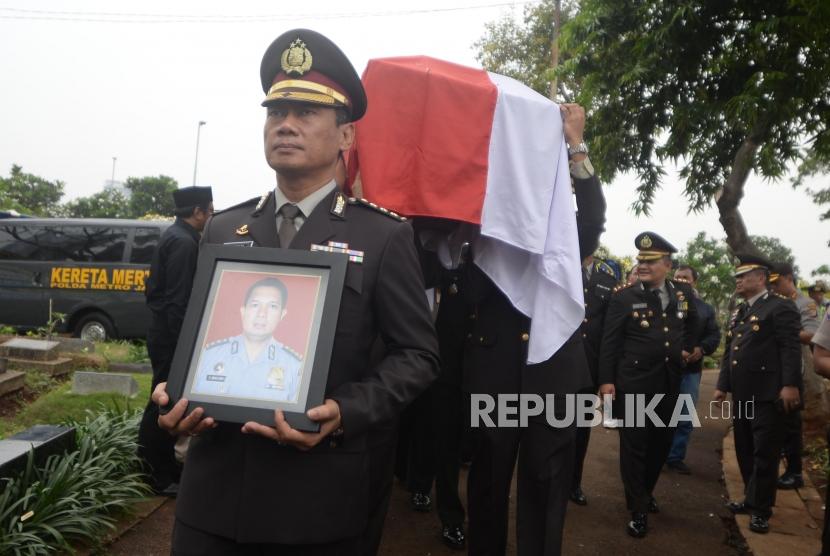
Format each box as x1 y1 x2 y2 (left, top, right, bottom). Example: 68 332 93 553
173 186 213 209
260 29 367 122
634 232 677 262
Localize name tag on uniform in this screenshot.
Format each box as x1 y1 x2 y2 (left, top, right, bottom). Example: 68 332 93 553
632 303 648 309
596 284 611 291
206 375 226 382
223 241 255 247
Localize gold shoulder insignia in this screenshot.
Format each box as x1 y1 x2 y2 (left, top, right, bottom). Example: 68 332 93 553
283 345 304 361
673 277 690 284
251 190 273 216
330 191 347 218
774 292 788 299
205 338 231 350
349 198 407 221
613 282 635 293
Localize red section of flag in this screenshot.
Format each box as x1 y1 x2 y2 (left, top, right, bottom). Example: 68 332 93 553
349 56 497 224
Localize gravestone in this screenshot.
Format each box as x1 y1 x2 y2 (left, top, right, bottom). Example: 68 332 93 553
0 338 73 376
0 357 24 397
54 337 95 354
0 425 76 480
71 371 139 398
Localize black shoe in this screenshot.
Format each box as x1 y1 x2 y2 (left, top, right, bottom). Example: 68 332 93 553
749 514 769 534
410 492 432 512
627 513 648 538
647 497 659 514
441 524 466 550
777 472 804 490
155 482 179 498
570 486 588 506
666 460 692 475
726 500 748 514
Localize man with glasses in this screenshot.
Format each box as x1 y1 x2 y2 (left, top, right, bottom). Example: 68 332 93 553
716 254 802 534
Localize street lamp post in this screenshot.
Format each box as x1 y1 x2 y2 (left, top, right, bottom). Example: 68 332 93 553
192 120 206 186
111 157 117 185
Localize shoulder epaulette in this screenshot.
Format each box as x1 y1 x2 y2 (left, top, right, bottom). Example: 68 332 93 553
773 292 789 300
205 338 231 350
672 277 690 285
251 190 273 216
210 195 261 217
613 282 636 293
348 197 407 221
283 345 304 361
595 260 616 278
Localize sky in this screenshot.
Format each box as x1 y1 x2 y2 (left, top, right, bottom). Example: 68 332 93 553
1 0 828 275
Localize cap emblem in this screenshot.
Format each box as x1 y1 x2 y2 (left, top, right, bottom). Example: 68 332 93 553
640 235 653 249
281 39 313 75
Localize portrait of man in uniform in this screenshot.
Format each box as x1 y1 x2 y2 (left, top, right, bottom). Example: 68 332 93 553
189 272 318 405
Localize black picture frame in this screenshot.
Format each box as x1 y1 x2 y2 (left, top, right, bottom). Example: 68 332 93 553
164 244 347 432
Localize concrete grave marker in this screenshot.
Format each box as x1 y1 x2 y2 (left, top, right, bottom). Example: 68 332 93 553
72 371 139 398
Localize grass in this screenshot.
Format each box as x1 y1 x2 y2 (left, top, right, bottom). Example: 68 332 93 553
0 373 151 439
95 340 150 365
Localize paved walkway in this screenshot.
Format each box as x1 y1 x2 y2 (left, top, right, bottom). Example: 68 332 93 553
107 371 821 554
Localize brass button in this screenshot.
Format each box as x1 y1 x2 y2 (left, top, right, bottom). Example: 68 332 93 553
582 333 587 338
662 313 667 318
521 332 530 341
665 357 669 362
664 341 669 347
663 327 669 332
737 333 742 338
583 318 589 323
584 288 588 293
733 346 739 351
732 360 738 366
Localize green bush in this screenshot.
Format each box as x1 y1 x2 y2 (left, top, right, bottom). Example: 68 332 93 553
0 409 151 555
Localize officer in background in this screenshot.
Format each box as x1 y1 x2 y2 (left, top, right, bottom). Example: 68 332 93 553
598 232 698 538
716 255 802 534
769 262 819 490
808 281 829 320
192 277 304 402
570 253 618 505
665 264 721 475
463 102 605 556
138 185 212 495
152 29 439 555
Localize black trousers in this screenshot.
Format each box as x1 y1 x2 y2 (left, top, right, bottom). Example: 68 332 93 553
137 319 179 488
467 420 575 556
733 401 785 518
405 380 466 527
571 386 595 490
618 393 676 514
781 408 803 475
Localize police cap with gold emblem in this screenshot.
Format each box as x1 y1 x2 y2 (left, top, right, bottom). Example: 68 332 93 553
733 253 773 277
769 261 794 284
809 281 828 294
634 231 677 262
260 29 367 122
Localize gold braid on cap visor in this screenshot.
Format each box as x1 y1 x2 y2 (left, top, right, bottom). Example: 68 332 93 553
734 264 766 276
636 250 670 261
265 80 350 107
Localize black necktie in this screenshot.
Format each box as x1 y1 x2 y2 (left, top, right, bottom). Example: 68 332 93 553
278 203 302 248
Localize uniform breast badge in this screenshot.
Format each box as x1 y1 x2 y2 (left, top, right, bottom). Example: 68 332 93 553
267 366 285 390
310 241 365 263
235 224 249 236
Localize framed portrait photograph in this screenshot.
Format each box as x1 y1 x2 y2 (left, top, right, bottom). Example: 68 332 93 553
165 244 347 432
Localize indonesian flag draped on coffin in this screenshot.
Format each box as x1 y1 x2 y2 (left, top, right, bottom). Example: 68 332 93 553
349 56 584 364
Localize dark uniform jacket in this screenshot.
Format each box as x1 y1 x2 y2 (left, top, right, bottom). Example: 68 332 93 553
462 173 604 399
598 279 699 395
176 189 440 544
145 218 201 337
716 291 802 402
581 260 619 386
685 295 721 374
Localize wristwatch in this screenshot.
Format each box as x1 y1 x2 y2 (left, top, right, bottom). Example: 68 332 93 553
567 141 589 158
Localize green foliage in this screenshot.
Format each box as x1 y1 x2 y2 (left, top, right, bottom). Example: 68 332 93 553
0 409 151 555
554 0 830 215
749 234 798 274
97 340 150 365
125 175 178 218
594 243 635 275
0 165 65 217
475 0 578 98
677 232 736 321
63 189 130 219
0 373 152 439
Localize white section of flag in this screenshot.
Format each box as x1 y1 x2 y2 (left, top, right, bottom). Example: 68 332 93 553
475 72 584 364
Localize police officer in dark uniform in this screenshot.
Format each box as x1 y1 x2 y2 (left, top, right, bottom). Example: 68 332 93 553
138 185 212 494
570 254 618 505
464 102 605 556
598 232 698 538
152 29 439 555
717 255 802 534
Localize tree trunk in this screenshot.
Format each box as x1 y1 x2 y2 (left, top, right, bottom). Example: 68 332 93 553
715 126 767 256
549 0 561 101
